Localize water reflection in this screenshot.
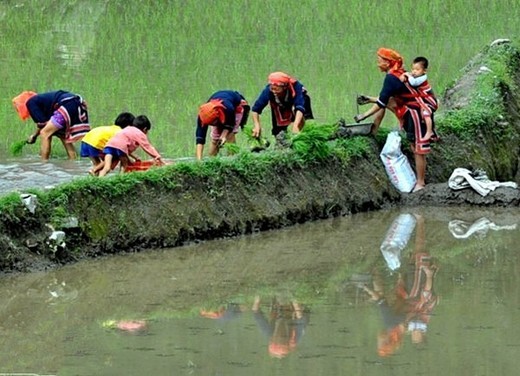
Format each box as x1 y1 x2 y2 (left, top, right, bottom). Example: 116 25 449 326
102 319 149 334
199 295 310 359
448 217 517 239
45 277 79 304
1 208 520 375
252 295 310 359
200 302 246 321
358 214 440 357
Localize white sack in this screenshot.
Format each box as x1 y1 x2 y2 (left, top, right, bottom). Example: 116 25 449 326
380 131 417 193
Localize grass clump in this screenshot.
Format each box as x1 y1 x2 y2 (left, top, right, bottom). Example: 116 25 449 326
10 140 27 157
0 193 25 218
438 42 519 140
290 122 337 161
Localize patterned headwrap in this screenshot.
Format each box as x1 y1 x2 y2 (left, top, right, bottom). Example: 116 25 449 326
12 91 37 121
377 48 405 74
198 99 226 126
268 71 296 96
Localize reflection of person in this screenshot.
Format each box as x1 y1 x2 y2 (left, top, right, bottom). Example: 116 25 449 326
251 72 314 140
196 90 250 160
12 90 90 161
354 48 438 192
361 214 439 356
98 115 163 177
252 295 309 358
359 271 407 357
400 214 439 345
80 112 135 176
102 319 148 333
199 303 246 321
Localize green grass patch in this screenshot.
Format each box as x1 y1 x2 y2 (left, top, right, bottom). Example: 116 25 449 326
9 140 27 157
437 42 520 139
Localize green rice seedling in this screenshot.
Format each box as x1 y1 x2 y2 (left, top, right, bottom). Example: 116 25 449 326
242 126 271 152
291 123 337 161
222 142 241 155
10 140 27 156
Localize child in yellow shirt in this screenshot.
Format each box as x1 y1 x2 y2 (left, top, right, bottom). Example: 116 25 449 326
80 112 135 175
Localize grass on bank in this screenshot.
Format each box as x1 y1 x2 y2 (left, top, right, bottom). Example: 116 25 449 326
0 122 375 229
436 41 520 140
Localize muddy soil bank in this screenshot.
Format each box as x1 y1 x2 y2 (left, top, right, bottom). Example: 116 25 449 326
0 152 401 273
1 40 520 274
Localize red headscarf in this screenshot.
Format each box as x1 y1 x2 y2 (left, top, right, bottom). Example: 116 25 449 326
198 99 226 126
268 72 296 97
377 48 405 75
12 91 37 121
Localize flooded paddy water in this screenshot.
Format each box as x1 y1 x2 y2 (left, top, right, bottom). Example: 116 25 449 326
1 205 519 375
0 157 189 195
0 157 93 194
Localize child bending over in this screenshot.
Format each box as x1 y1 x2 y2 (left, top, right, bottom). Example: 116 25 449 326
98 115 162 177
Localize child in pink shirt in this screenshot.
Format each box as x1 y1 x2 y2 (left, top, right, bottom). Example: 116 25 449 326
98 115 162 177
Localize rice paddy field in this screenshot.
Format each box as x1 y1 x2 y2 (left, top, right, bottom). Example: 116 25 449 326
1 0 519 159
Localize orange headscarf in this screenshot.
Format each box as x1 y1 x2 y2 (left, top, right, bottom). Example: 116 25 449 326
268 71 297 96
198 99 226 126
377 48 405 75
12 91 37 121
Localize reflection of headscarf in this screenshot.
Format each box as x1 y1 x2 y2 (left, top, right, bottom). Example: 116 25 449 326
377 48 405 75
199 308 225 319
268 72 296 96
198 99 226 126
12 91 37 121
377 325 404 357
269 341 296 358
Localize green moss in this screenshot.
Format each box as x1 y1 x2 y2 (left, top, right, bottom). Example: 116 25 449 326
49 206 70 229
0 194 28 236
0 193 24 216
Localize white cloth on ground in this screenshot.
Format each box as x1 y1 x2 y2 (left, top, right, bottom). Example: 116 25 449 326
448 168 518 196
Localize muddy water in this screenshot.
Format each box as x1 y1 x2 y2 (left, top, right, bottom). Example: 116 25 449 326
0 158 93 194
0 157 192 194
1 207 520 375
